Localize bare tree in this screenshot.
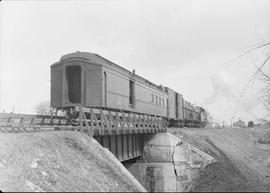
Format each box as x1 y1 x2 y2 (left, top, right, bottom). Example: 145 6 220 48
34 101 59 116
263 76 270 114
256 62 270 121
230 41 270 122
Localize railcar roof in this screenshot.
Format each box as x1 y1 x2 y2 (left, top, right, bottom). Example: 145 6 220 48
53 51 165 92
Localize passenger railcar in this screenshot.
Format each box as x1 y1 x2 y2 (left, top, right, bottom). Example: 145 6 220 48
51 51 208 127
51 52 167 117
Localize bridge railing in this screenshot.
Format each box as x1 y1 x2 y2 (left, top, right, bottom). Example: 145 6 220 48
0 113 67 127
0 107 167 135
76 106 166 136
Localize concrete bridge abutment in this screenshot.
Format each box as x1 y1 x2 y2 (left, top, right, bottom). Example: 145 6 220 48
126 133 215 192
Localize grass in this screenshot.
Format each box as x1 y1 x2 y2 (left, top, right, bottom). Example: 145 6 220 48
188 138 255 192
256 130 270 144
169 129 259 192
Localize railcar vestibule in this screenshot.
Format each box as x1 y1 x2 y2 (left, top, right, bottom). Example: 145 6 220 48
66 65 81 104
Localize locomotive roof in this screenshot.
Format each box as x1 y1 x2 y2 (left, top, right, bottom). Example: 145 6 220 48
53 51 165 92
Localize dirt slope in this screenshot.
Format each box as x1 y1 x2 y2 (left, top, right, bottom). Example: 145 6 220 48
0 131 146 192
168 127 270 192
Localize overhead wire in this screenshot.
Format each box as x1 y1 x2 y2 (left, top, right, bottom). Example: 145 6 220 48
256 66 270 80
215 42 270 122
218 45 268 120
223 42 270 68
232 54 270 118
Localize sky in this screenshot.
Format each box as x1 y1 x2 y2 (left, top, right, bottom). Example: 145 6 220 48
0 0 270 124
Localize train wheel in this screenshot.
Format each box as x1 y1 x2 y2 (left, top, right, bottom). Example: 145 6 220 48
163 119 169 128
66 111 79 126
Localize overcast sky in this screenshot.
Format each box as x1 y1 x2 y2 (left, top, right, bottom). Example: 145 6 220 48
0 0 270 124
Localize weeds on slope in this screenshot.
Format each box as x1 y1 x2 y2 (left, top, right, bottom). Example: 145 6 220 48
189 138 255 192
256 130 270 144
170 130 256 192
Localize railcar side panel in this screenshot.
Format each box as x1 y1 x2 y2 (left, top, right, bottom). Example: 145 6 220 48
51 65 63 108
103 67 129 110
166 88 176 119
103 65 167 116
84 63 103 107
200 108 205 122
176 93 184 120
135 82 167 116
183 100 193 121
194 107 200 121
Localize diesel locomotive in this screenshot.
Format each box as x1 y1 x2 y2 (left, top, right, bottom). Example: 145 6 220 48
51 52 208 127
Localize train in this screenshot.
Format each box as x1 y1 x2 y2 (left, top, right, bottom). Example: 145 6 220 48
51 51 209 127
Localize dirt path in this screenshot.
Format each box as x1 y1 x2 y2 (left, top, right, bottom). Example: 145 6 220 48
168 127 270 192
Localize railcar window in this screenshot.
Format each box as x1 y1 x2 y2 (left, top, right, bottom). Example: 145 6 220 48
129 80 135 107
